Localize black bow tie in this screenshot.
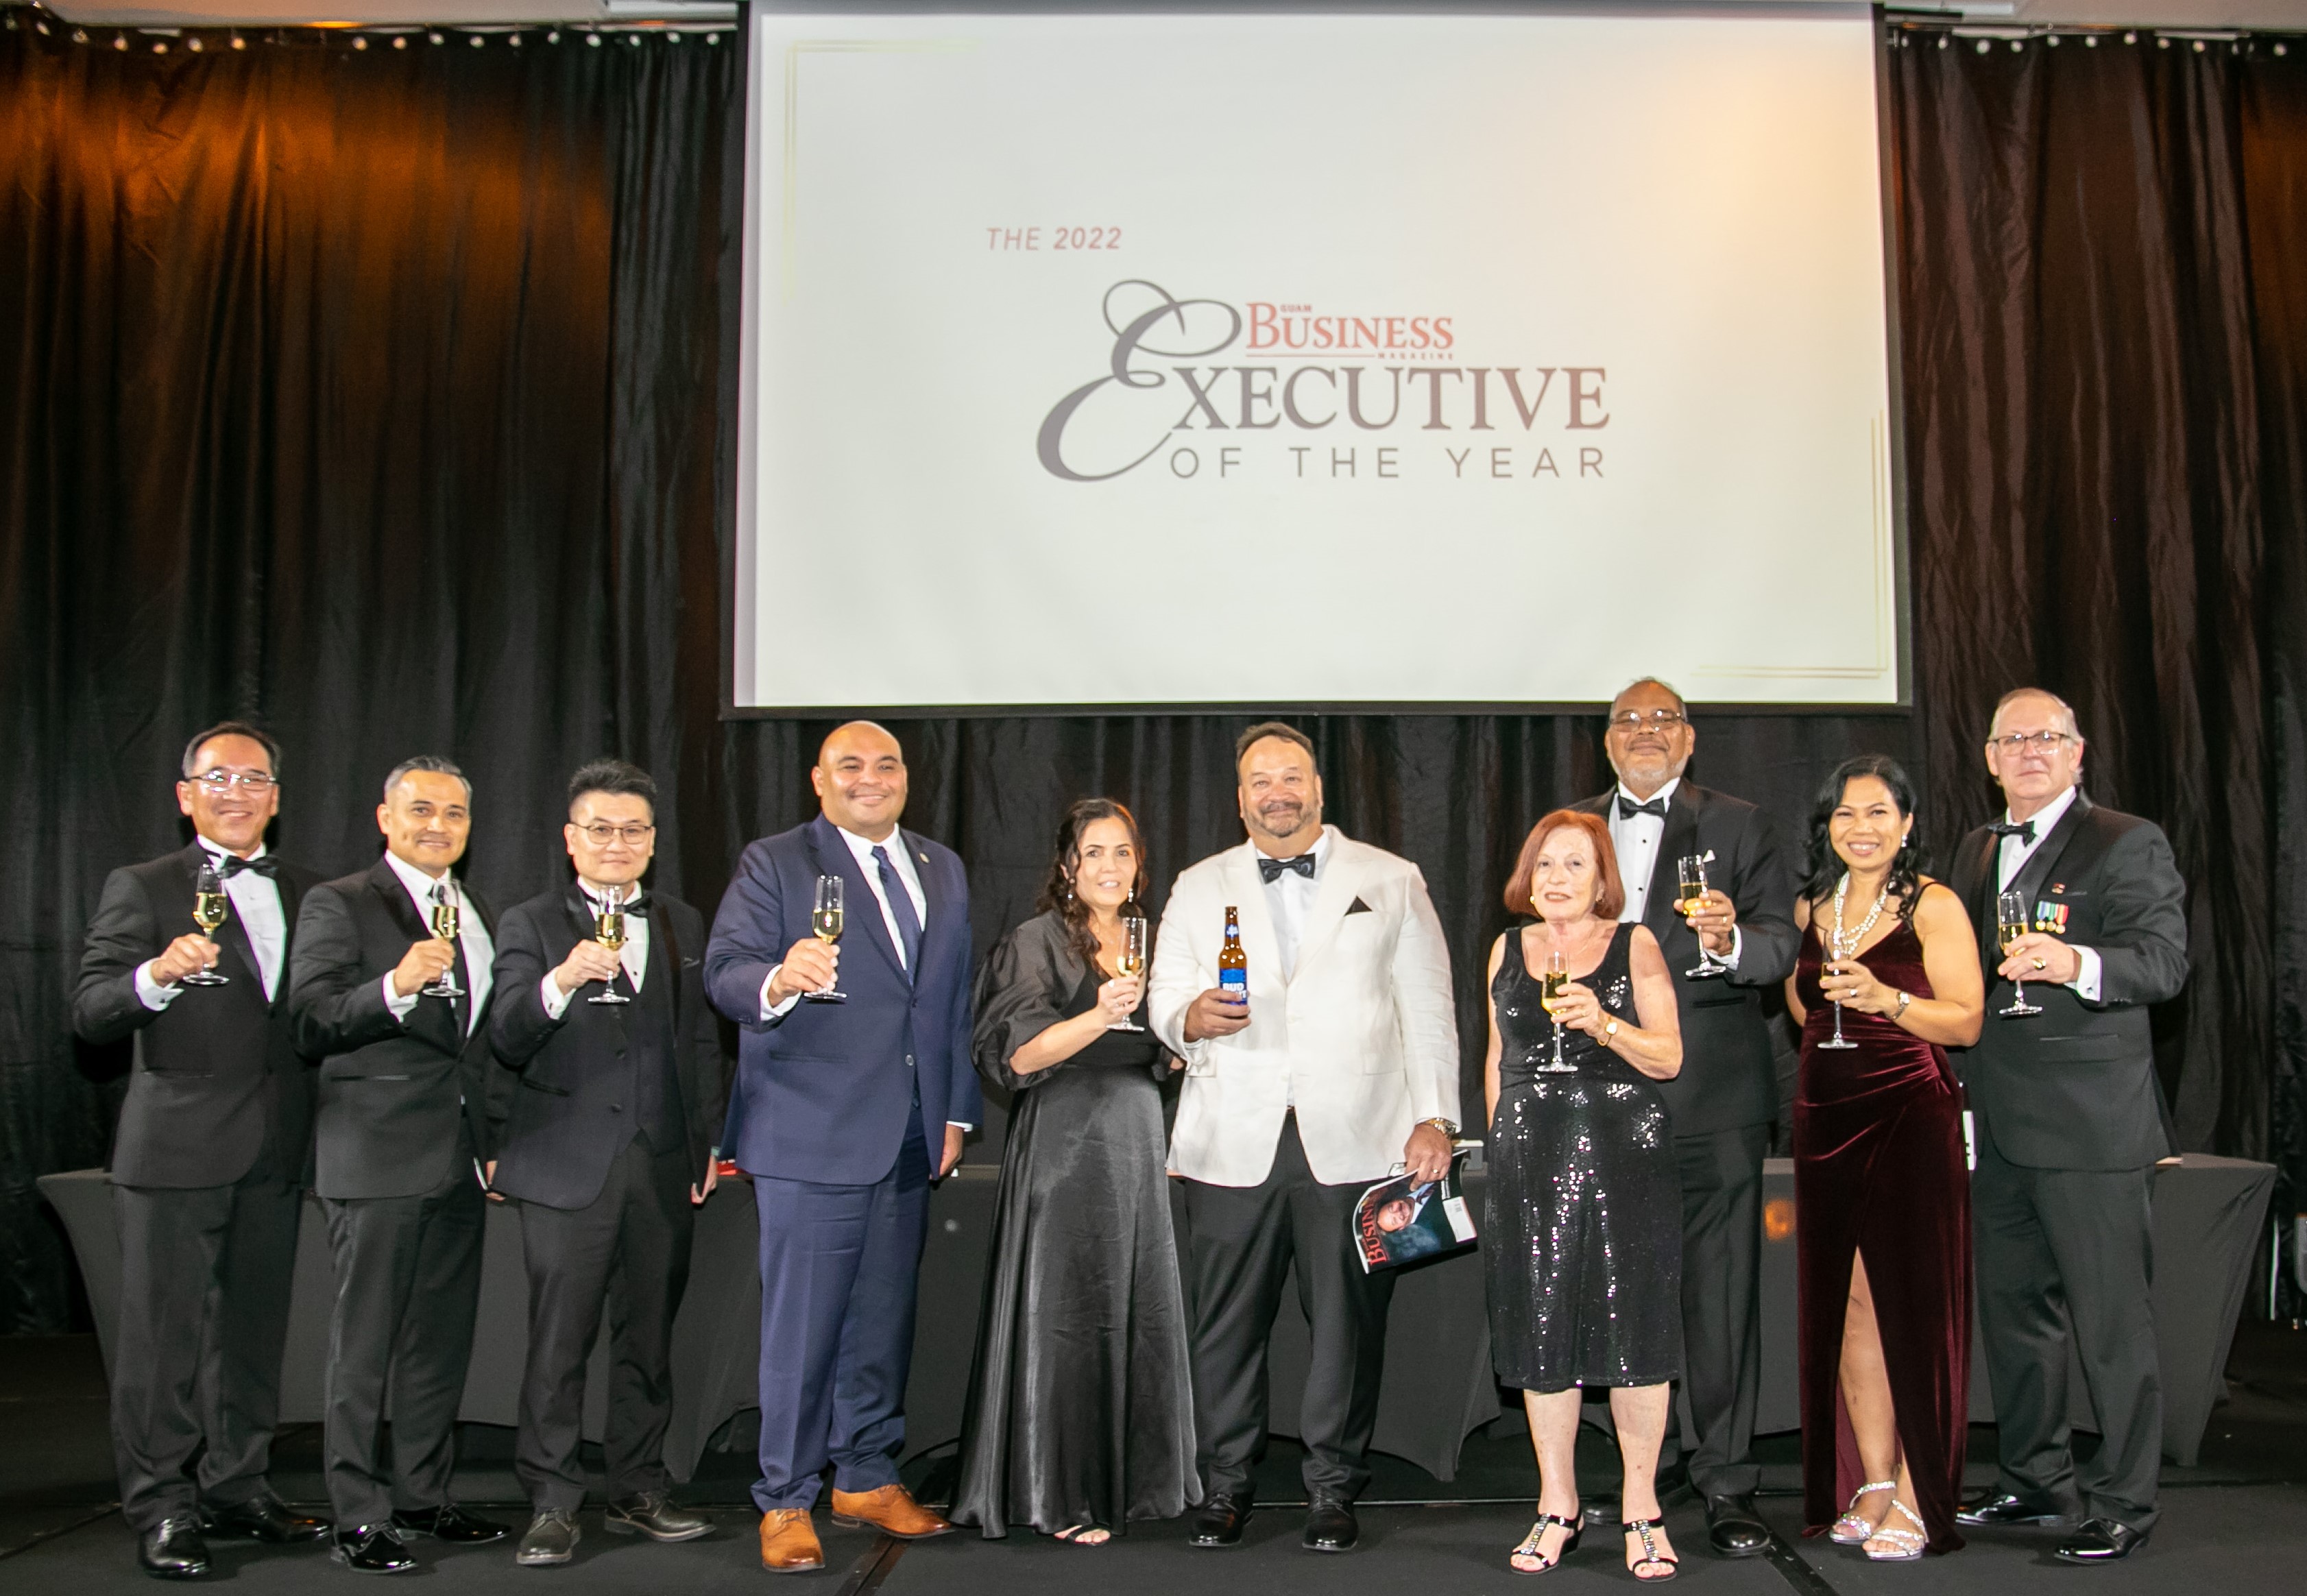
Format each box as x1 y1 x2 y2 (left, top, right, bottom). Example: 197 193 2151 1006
589 895 648 917
1617 795 1669 821
1989 821 2035 843
217 854 278 878
1258 854 1316 884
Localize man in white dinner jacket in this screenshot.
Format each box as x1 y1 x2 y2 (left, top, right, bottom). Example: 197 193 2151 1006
1148 721 1459 1557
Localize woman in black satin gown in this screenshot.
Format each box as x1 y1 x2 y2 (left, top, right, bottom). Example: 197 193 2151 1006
950 799 1198 1545
1785 758 1982 1560
1484 810 1686 1582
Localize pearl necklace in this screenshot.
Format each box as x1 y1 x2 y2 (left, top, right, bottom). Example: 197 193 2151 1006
1830 873 1892 958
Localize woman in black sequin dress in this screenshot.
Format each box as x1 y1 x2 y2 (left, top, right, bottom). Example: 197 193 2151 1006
1484 809 1686 1581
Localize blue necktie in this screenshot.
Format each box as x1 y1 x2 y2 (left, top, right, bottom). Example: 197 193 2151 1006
873 845 922 981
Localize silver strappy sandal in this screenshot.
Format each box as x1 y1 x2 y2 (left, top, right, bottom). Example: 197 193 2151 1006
1830 1480 1898 1545
1863 1499 1928 1562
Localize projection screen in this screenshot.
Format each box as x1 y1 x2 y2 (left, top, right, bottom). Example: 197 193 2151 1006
733 5 1902 712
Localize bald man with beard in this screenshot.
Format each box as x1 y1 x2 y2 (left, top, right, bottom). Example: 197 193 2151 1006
705 723 982 1574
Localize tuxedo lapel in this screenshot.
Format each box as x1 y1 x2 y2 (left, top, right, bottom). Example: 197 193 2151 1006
367 858 428 943
1288 835 1362 978
809 815 905 980
2007 795 2096 916
274 867 308 1012
1645 789 1702 941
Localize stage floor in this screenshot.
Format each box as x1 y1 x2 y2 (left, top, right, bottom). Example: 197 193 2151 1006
5 1327 2304 1595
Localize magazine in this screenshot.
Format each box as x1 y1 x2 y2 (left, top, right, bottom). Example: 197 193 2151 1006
1353 1154 1477 1273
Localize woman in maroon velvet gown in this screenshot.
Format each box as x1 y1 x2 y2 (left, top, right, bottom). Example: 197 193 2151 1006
1785 757 1984 1560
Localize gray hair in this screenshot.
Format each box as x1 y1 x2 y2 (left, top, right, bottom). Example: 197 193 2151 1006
1610 676 1689 717
383 755 472 804
1989 688 2083 742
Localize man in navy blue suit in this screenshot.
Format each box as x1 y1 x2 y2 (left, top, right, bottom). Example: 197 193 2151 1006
705 721 981 1574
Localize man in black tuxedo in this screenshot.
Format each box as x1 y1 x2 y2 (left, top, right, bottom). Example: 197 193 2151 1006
289 756 510 1574
1573 678 1797 1558
1949 689 2188 1565
483 760 725 1567
72 722 330 1580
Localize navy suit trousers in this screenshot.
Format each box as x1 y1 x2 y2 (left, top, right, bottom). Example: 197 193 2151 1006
751 1102 931 1511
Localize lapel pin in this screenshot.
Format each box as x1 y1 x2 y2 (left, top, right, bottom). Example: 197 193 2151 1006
2051 883 2065 894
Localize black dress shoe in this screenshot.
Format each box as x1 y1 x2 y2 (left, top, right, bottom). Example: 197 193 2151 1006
138 1514 210 1580
1955 1489 2064 1528
2055 1518 2148 1564
1302 1499 1359 1553
516 1510 580 1567
606 1492 711 1543
332 1524 418 1575
203 1493 331 1543
1187 1493 1252 1548
390 1503 511 1544
1703 1494 1769 1558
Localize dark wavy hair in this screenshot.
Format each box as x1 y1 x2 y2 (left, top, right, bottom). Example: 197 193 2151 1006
1035 797 1150 967
1802 755 1930 921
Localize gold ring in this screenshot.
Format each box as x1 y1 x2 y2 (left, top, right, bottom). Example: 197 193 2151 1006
2031 958 2046 970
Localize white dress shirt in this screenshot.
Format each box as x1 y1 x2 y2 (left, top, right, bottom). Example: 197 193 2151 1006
136 840 288 1006
1606 778 1743 969
1995 784 2103 1000
758 825 969 1130
380 851 494 1036
1257 827 1331 982
541 883 649 1019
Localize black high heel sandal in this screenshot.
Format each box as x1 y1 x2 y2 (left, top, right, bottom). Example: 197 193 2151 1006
1623 1516 1680 1582
1509 1511 1584 1575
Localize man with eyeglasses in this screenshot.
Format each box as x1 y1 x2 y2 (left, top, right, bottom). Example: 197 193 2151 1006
73 722 329 1580
289 755 509 1573
481 760 726 1567
1572 679 1798 1559
1948 689 2187 1564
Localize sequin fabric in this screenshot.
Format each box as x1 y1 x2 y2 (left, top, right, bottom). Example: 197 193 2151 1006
1484 922 1683 1392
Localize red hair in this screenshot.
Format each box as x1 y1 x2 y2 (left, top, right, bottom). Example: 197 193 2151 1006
1503 809 1626 921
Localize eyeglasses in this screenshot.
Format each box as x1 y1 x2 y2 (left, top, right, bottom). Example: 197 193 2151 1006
1989 731 2073 753
186 771 277 793
575 822 656 846
1606 710 1688 732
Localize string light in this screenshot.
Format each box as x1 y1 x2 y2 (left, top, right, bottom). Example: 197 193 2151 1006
705 32 717 44
428 29 443 44
114 32 127 49
469 33 482 46
352 35 365 49
547 29 560 43
393 35 406 48
2125 31 2138 44
187 35 202 50
508 31 520 47
230 32 244 49
72 27 87 42
586 30 601 46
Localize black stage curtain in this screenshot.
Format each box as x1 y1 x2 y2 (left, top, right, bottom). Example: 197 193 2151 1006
3 18 2303 1331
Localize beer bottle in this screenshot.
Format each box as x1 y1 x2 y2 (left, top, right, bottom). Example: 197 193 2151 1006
1218 906 1248 1000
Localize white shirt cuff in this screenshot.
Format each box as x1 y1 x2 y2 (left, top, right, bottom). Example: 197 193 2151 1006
760 966 801 1021
947 1122 975 1132
2070 946 2103 1003
383 971 420 1021
134 960 182 1012
1719 926 1744 971
541 973 575 1020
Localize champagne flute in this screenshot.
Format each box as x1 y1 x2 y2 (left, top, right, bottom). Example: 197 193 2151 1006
1678 855 1726 978
1817 918 1859 1050
1998 889 2042 1018
182 862 231 986
588 883 633 1006
805 875 846 1002
1107 914 1148 1032
424 881 466 999
1537 947 1575 1072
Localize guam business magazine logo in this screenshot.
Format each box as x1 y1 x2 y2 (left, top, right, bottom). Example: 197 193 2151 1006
1036 280 1610 485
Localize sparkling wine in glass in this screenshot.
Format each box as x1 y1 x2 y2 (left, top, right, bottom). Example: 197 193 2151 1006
1107 914 1148 1032
182 862 231 986
424 882 466 999
1678 855 1727 979
1998 889 2042 1017
1537 947 1576 1072
805 875 846 1002
588 883 632 1006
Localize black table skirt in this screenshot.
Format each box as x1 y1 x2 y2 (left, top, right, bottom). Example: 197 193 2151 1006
39 1154 2271 1482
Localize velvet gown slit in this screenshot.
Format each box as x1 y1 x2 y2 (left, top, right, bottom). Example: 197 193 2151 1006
1793 906 1970 1555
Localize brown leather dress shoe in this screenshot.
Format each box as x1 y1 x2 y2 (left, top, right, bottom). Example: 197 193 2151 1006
758 1510 824 1574
827 1485 954 1540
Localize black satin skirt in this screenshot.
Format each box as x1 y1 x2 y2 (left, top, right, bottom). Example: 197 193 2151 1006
949 1049 1200 1536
